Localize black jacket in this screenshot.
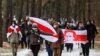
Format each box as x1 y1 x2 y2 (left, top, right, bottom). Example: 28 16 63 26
85 24 98 40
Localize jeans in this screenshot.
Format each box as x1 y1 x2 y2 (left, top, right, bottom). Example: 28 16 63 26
46 45 53 56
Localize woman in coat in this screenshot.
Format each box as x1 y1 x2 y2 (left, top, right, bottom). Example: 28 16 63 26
52 22 64 56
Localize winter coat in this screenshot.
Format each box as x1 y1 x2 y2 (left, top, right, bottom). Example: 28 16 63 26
29 29 42 45
85 24 98 40
53 28 64 48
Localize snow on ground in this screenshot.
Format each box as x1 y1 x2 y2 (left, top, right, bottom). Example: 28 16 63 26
0 43 100 56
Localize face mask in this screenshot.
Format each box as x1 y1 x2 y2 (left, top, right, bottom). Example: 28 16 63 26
27 21 31 25
32 28 37 30
32 26 38 30
87 22 90 25
91 21 94 24
53 25 58 28
12 23 15 27
79 24 83 27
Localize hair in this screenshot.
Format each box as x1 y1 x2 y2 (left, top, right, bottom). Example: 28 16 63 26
11 21 17 25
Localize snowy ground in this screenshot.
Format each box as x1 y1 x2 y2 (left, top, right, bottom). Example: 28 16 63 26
0 43 100 56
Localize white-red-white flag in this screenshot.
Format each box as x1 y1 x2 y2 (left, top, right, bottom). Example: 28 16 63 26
29 17 58 42
7 25 22 38
62 29 88 44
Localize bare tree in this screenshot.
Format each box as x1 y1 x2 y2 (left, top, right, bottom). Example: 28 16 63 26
0 0 2 47
55 0 61 19
2 0 9 42
26 0 29 16
19 0 24 23
7 0 13 26
31 0 36 17
36 0 42 18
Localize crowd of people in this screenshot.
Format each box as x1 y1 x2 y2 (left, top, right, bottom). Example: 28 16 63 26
7 17 98 56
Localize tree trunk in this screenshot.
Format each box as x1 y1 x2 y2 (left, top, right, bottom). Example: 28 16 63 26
0 0 2 47
31 0 36 17
8 0 13 26
22 0 28 19
2 0 8 42
36 0 42 18
74 0 77 20
55 0 61 19
82 0 86 22
0 0 2 22
26 0 29 16
88 0 91 19
18 0 24 24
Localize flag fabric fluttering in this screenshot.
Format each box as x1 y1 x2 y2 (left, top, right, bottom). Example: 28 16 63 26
29 17 58 42
28 17 88 43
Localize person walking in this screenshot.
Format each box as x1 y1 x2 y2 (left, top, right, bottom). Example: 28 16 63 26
7 21 22 56
29 23 43 56
52 22 64 56
90 20 98 48
76 21 90 56
85 20 98 49
20 20 28 48
65 23 74 52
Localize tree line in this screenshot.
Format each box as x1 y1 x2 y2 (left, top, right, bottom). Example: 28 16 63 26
0 0 100 47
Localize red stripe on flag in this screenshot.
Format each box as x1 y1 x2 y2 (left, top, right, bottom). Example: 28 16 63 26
74 35 87 41
31 21 54 34
31 20 58 38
